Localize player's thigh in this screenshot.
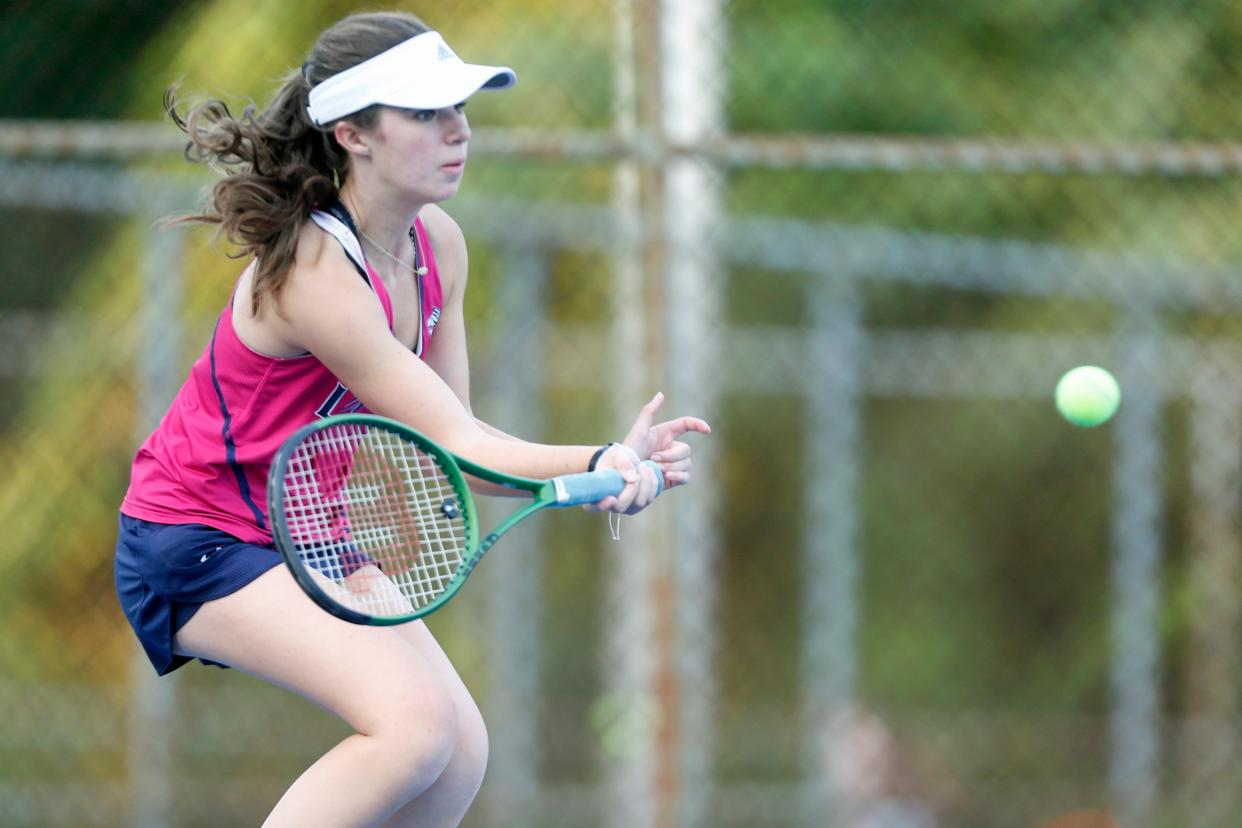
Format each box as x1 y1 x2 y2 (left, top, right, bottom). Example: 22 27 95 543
393 621 485 727
326 564 482 729
173 566 457 736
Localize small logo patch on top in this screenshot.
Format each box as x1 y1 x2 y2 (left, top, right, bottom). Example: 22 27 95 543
437 43 456 61
316 382 365 419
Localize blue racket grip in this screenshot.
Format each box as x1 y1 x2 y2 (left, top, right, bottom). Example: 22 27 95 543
552 460 664 506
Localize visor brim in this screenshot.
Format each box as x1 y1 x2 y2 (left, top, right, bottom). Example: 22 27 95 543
376 65 516 112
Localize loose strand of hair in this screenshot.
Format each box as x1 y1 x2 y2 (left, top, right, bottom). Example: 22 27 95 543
162 78 338 314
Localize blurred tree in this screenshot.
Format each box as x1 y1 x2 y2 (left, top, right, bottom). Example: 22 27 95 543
0 0 191 118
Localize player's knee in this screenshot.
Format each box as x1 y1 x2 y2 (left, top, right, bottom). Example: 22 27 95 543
379 683 460 795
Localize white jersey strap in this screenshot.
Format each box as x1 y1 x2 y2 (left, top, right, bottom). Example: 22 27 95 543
309 209 370 283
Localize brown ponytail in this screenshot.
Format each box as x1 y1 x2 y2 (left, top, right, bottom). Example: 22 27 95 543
164 12 430 313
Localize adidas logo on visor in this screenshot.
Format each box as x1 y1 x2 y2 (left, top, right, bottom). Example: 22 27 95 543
437 42 456 61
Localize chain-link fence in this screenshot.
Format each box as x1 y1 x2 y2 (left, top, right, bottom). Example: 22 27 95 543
4 1 1242 827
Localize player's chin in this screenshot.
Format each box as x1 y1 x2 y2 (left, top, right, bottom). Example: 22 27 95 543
427 189 462 205
418 178 465 204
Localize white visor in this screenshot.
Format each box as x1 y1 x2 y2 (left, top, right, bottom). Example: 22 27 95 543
307 31 516 126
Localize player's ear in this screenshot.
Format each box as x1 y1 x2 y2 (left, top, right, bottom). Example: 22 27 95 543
333 119 372 158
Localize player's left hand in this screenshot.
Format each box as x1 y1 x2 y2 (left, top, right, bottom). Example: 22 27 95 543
621 391 711 490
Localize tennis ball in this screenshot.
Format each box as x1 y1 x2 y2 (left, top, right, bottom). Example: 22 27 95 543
1055 366 1120 427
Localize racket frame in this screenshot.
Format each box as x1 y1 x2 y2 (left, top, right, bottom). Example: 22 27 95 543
268 414 576 625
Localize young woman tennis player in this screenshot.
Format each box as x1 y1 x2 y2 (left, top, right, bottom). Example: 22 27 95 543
114 11 709 827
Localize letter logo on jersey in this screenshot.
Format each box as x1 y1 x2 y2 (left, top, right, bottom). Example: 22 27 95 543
316 382 365 419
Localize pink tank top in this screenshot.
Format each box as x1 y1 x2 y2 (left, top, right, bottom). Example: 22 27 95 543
121 211 445 544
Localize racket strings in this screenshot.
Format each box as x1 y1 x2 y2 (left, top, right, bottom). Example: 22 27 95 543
373 433 463 605
280 423 469 619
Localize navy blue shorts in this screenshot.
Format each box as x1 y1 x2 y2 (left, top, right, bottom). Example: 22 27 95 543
114 513 283 676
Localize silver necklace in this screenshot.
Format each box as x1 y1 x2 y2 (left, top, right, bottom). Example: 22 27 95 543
357 224 428 277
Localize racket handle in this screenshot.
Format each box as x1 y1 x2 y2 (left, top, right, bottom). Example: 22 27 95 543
552 460 665 506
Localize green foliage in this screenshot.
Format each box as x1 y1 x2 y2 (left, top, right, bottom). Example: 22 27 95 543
728 0 1242 139
0 1 184 118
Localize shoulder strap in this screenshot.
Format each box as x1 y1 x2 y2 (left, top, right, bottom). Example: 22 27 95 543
308 206 371 285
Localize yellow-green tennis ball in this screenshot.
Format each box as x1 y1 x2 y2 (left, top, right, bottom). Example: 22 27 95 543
1055 366 1121 427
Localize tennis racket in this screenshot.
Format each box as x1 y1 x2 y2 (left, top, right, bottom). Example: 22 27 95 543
267 413 663 625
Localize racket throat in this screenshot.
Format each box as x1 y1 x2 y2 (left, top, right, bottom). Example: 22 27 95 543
460 533 500 578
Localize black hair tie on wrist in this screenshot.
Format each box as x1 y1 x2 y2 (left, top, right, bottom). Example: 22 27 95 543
588 443 617 472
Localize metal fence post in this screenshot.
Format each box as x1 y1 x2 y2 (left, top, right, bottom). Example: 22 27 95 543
128 217 183 828
481 243 548 827
1109 304 1164 828
802 275 864 825
602 1 660 825
659 1 726 825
